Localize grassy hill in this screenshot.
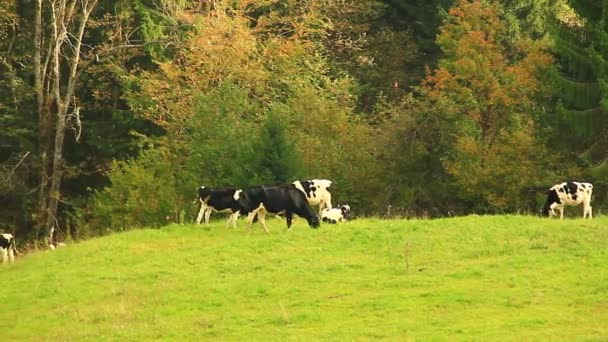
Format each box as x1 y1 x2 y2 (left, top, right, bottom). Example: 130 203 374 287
1 215 608 340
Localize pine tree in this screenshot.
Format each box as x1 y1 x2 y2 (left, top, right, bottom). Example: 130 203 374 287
255 114 303 185
551 1 608 177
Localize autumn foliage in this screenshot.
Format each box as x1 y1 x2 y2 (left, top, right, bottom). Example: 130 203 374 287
383 0 554 212
3 0 601 238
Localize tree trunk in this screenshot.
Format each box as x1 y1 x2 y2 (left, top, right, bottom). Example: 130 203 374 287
34 0 51 244
34 0 99 245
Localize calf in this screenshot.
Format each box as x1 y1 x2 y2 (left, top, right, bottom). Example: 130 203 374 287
542 182 593 219
292 179 333 215
196 186 246 228
321 204 352 224
240 185 320 232
0 233 17 264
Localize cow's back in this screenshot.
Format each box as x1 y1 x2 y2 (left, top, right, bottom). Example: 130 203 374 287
551 182 592 206
292 179 332 205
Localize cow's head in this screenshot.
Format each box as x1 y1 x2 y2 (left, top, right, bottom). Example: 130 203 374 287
307 214 320 228
339 203 352 220
541 189 560 217
233 189 252 214
540 205 552 217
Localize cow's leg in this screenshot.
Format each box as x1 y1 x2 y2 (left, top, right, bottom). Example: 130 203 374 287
226 211 239 229
204 207 213 224
246 211 256 228
233 211 240 229
559 206 564 220
286 212 294 230
582 203 587 219
247 207 262 229
0 249 7 264
584 202 593 219
196 201 207 224
225 212 234 229
8 245 14 262
258 211 269 233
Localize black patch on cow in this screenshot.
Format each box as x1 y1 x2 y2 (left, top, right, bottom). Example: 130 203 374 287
565 182 578 201
322 217 337 224
0 235 10 249
541 189 561 217
298 180 315 199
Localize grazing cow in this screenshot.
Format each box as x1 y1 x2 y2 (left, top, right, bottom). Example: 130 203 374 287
292 179 333 215
0 233 17 264
240 185 320 232
196 186 247 228
542 182 593 219
321 204 352 224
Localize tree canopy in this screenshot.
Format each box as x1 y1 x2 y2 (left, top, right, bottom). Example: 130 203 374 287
1 0 606 243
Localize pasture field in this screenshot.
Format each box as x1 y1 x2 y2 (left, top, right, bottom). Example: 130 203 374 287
1 215 608 340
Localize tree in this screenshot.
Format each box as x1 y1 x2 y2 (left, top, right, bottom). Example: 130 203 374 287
255 113 304 185
382 0 553 213
550 1 608 179
31 0 99 245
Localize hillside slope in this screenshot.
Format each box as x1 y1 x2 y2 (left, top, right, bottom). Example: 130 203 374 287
1 216 607 340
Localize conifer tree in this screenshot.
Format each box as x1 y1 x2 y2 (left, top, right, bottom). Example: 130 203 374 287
255 114 303 185
551 1 608 177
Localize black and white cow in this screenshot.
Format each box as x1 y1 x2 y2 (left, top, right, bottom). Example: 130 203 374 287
0 233 17 264
542 182 593 219
292 179 333 216
240 185 320 232
321 204 352 224
196 186 247 228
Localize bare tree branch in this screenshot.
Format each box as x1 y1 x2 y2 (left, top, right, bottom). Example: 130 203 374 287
3 152 31 187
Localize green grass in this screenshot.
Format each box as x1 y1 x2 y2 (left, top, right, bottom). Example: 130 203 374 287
2 215 608 340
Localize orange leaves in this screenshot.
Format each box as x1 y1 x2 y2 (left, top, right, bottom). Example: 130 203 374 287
414 0 553 210
421 0 551 131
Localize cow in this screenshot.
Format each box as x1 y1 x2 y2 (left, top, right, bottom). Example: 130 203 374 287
0 233 17 264
541 182 593 219
196 186 246 228
321 203 352 224
292 179 333 216
239 185 320 232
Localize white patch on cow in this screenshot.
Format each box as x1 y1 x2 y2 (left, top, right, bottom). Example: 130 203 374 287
292 179 333 215
1 233 15 263
321 208 345 223
233 189 242 201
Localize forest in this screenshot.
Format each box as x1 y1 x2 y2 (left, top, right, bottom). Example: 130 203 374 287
1 0 607 245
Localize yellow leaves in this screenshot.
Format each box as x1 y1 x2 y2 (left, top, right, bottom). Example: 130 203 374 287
420 0 552 138
0 1 17 42
444 122 544 209
132 11 270 135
